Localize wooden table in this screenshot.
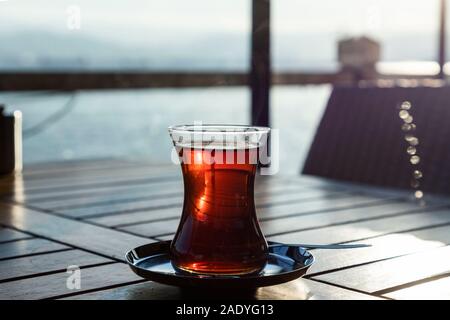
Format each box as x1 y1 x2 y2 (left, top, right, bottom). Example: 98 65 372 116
0 159 449 300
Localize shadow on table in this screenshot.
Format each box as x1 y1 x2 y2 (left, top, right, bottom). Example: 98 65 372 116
123 280 312 300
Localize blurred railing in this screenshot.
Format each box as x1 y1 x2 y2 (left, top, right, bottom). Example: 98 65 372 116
0 71 442 91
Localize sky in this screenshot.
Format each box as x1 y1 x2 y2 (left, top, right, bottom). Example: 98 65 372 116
0 0 444 69
0 0 440 39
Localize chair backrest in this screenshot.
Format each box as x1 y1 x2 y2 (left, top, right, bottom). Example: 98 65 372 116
302 83 450 195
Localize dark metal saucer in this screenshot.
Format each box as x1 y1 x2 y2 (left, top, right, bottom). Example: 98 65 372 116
125 241 314 288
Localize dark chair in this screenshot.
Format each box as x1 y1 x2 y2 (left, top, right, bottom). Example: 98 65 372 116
302 83 450 195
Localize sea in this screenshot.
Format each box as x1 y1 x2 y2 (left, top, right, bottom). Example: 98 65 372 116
0 86 331 175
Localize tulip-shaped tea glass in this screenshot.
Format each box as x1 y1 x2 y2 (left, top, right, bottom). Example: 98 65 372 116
169 125 270 275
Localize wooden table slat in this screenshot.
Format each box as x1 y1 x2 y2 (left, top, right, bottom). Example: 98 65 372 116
75 188 348 221
88 207 182 228
0 249 112 282
0 165 178 190
0 238 69 260
269 208 450 245
258 194 395 220
20 163 177 183
44 189 183 211
307 224 450 275
313 245 450 294
0 203 152 261
57 196 184 219
119 220 178 238
21 159 140 176
62 184 312 222
62 278 381 300
0 228 33 243
17 174 308 205
120 203 449 241
17 172 291 196
155 234 174 242
85 190 346 228
91 192 388 232
26 181 182 206
156 218 450 252
154 205 450 242
4 179 181 204
384 275 450 300
0 263 141 300
27 181 306 210
10 174 181 198
261 201 442 236
256 188 349 208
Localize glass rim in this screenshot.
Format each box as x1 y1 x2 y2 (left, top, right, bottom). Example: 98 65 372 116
168 124 270 135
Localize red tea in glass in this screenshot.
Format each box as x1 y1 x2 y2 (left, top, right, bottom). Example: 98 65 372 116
168 125 270 275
